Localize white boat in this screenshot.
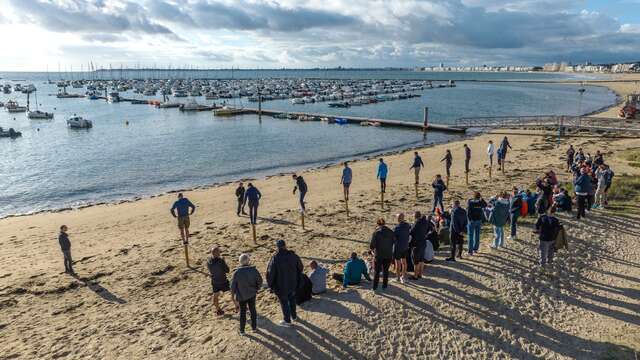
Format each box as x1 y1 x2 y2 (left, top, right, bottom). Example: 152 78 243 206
67 116 93 129
179 99 208 111
6 100 27 113
107 92 120 103
290 98 304 104
28 110 54 119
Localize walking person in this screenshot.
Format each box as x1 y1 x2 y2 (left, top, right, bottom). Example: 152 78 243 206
58 225 74 274
441 150 452 180
410 151 424 184
231 253 263 335
292 174 308 212
487 140 495 170
207 246 235 316
170 193 196 244
446 200 467 262
431 174 447 213
409 211 429 279
377 158 388 194
593 164 607 209
244 183 262 225
499 136 512 170
574 167 592 219
488 192 510 248
266 240 303 327
393 213 411 283
534 206 561 266
370 218 396 291
463 144 471 175
235 182 247 216
566 145 575 172
340 161 353 201
466 192 487 255
508 188 522 240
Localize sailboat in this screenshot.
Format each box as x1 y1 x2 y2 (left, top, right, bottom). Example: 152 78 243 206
212 66 245 117
27 90 54 119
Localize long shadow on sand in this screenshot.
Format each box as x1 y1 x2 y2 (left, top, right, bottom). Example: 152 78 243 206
72 273 126 304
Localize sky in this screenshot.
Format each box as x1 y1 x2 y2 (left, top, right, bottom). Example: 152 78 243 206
0 0 639 71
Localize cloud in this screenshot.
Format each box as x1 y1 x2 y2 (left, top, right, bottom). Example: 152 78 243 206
82 33 126 43
10 0 178 37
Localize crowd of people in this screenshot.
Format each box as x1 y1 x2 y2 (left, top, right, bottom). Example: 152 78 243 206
56 138 616 336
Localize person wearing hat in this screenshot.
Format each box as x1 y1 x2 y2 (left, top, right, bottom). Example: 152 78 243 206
207 246 235 316
266 240 304 327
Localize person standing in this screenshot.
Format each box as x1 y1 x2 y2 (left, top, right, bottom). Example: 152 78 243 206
292 174 308 212
603 164 615 207
463 144 471 175
369 218 396 291
508 188 522 240
441 150 452 179
267 240 303 327
377 158 388 194
340 162 353 201
308 260 329 295
499 136 512 167
207 247 234 316
487 140 495 169
244 183 262 225
231 253 263 335
235 182 247 216
409 211 429 279
431 174 447 213
58 225 74 274
574 168 592 219
593 164 607 209
393 213 411 283
534 206 561 266
488 192 510 248
170 193 196 244
446 200 468 262
466 192 487 255
566 145 575 172
410 151 424 184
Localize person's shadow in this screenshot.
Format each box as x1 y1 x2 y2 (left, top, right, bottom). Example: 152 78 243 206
72 273 127 304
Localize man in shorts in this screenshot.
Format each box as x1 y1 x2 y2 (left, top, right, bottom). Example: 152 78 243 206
170 193 196 244
340 162 353 201
410 152 424 184
393 213 411 283
207 247 236 316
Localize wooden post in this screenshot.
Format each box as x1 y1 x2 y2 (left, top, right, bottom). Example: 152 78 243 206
251 223 257 244
446 176 450 188
258 93 262 124
415 183 419 199
465 172 469 186
422 107 429 140
345 199 349 217
489 165 492 179
301 212 305 229
380 191 384 209
183 243 190 268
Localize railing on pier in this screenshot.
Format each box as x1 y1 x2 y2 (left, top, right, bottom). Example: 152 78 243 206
454 115 640 135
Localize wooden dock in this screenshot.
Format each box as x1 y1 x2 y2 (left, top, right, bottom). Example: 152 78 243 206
237 108 466 133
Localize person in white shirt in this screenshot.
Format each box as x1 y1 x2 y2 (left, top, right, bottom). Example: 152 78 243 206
487 140 495 169
308 260 328 295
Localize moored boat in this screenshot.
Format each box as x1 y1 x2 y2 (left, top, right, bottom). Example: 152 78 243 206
67 115 93 129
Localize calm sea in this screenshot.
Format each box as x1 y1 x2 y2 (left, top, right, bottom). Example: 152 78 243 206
0 70 616 217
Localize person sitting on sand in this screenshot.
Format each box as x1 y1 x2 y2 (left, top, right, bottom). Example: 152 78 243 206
292 174 308 212
488 192 510 248
58 225 74 274
333 252 371 288
431 174 447 213
235 182 247 216
393 213 411 283
446 200 467 262
207 247 235 316
170 193 196 244
340 162 353 201
267 240 303 327
410 151 424 184
534 206 561 266
409 211 429 280
230 254 263 336
370 218 396 291
244 183 261 225
440 150 452 179
377 158 388 194
308 260 328 295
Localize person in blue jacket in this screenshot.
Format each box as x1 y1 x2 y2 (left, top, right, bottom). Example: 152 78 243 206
292 174 308 212
446 200 468 262
573 167 593 219
431 174 447 213
170 193 196 244
377 158 388 193
244 183 262 225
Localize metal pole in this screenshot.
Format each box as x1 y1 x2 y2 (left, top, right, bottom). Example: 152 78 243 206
258 91 262 124
423 107 429 140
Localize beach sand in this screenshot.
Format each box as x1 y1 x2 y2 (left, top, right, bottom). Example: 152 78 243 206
1 78 640 359
587 73 640 118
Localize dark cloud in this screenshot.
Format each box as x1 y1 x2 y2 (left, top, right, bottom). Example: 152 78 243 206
10 0 177 37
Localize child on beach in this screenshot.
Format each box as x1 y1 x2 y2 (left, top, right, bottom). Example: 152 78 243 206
207 247 236 316
58 225 74 274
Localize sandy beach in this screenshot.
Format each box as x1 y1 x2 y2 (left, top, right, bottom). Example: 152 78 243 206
1 78 639 359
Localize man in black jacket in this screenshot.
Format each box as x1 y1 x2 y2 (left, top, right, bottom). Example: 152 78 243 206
431 174 447 213
267 240 304 327
292 174 308 212
409 211 429 279
58 225 74 274
446 201 468 262
235 182 246 216
466 192 487 255
370 218 396 290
